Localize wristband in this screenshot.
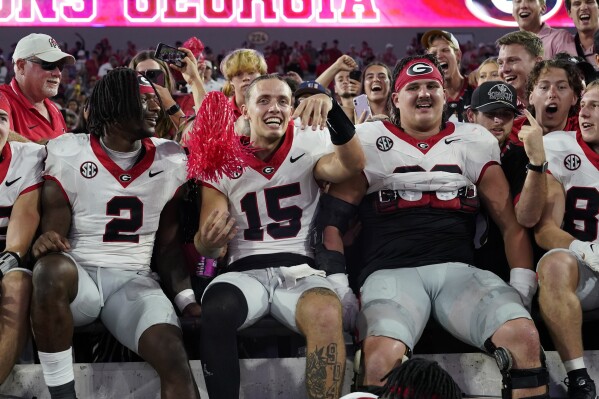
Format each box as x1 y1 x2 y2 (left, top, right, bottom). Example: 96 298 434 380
526 161 548 173
174 288 196 312
0 251 22 279
326 99 356 145
166 103 182 116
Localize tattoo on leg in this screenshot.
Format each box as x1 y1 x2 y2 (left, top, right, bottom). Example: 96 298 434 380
306 343 341 399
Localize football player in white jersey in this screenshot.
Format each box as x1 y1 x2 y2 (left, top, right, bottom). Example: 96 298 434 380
534 80 599 399
194 73 364 399
0 93 44 383
30 69 201 399
319 55 549 398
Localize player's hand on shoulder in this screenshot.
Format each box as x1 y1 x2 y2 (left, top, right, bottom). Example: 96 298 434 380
182 302 202 317
292 93 332 131
32 231 70 259
518 109 546 165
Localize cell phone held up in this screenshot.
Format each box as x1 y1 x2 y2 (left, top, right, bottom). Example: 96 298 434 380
353 94 372 120
155 43 186 68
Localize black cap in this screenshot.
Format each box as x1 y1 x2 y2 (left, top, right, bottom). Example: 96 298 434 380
470 81 519 114
294 81 327 98
566 55 596 84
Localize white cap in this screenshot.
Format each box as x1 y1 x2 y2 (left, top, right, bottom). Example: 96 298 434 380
204 60 213 69
13 33 75 64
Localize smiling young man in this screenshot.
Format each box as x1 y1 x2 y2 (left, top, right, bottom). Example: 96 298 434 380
467 81 519 146
421 30 474 122
30 69 200 399
567 0 599 69
496 31 544 109
534 80 599 399
0 93 44 384
317 54 548 398
195 73 364 399
319 54 548 398
512 0 577 59
0 33 74 142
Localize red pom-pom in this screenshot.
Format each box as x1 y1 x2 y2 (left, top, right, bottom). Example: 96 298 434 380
182 37 205 61
186 91 253 182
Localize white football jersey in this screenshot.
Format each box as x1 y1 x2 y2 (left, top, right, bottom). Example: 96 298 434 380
544 130 599 243
357 121 500 194
206 123 332 263
0 142 45 250
44 134 187 270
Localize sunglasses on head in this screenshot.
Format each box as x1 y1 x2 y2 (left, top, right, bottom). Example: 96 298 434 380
26 58 67 72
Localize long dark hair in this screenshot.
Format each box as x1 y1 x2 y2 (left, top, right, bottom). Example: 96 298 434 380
87 68 143 137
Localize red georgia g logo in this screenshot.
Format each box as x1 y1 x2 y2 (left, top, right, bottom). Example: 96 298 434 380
466 0 563 27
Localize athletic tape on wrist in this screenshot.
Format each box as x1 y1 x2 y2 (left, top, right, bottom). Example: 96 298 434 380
174 288 197 312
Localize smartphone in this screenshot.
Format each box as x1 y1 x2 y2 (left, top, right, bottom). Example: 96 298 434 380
155 43 186 68
349 70 362 82
353 94 372 119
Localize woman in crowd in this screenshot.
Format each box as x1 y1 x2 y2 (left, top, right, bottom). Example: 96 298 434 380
129 48 205 139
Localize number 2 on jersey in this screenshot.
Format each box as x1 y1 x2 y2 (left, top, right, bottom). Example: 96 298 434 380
240 183 302 241
103 196 143 243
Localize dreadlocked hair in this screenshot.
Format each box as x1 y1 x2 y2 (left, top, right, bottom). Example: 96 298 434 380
387 54 448 132
129 51 176 138
381 358 462 399
87 68 144 137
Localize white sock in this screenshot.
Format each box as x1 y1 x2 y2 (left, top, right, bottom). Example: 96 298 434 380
38 348 75 387
564 357 586 373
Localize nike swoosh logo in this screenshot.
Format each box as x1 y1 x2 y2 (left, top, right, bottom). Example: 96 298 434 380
28 125 38 129
290 153 306 163
149 170 164 178
5 177 22 187
444 138 461 144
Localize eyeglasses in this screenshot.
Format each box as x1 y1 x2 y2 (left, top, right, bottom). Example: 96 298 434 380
26 58 67 72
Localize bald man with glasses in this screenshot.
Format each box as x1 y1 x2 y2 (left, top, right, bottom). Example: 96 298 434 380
0 33 75 143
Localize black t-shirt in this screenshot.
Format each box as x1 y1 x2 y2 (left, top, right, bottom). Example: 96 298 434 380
356 192 476 286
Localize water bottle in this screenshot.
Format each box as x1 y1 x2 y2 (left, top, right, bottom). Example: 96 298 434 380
196 256 217 278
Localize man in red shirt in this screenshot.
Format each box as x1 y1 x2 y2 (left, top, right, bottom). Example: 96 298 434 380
0 33 74 142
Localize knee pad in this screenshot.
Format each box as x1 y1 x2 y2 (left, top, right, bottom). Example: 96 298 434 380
202 283 248 329
484 339 549 399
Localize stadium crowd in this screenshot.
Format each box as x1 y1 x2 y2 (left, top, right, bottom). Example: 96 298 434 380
2 0 599 398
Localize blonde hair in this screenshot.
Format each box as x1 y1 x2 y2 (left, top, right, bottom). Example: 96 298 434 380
220 49 267 97
474 57 500 84
584 80 599 94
